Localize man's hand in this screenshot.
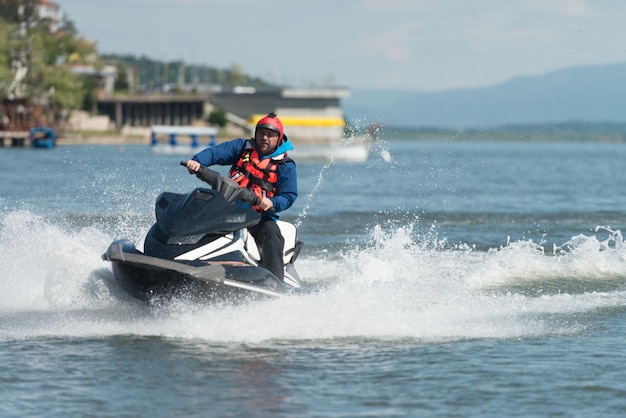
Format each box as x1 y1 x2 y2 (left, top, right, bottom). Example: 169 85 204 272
186 159 200 173
258 197 274 211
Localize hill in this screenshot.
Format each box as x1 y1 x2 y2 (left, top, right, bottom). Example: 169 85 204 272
343 63 626 129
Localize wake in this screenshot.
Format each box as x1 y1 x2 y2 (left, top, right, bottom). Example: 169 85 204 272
1 210 626 344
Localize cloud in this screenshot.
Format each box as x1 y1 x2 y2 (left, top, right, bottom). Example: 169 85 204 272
60 0 626 91
357 23 421 63
546 0 590 17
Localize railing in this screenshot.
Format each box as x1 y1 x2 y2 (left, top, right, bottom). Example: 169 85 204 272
150 125 218 148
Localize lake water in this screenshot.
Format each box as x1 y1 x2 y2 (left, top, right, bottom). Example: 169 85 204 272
2 139 626 417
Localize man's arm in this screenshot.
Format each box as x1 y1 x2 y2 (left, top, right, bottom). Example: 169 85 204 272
192 138 247 166
271 161 297 212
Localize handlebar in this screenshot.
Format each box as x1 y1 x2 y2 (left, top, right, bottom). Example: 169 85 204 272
180 161 261 206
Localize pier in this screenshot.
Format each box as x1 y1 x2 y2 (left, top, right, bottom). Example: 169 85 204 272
150 125 218 155
0 131 29 147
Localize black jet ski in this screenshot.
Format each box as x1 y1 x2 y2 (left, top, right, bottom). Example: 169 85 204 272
103 162 303 303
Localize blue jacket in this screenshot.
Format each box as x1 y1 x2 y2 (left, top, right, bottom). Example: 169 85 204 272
192 136 297 213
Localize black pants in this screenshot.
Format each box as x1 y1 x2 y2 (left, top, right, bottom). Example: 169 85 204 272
248 217 285 281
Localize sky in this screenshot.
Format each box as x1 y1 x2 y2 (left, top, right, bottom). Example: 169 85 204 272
57 0 626 92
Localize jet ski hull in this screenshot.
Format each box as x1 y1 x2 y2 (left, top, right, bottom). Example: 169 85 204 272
105 240 292 303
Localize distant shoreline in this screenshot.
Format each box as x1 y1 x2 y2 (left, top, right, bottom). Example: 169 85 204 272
57 135 148 145
54 125 626 145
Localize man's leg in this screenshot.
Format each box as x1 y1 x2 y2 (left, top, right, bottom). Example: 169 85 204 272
248 217 285 281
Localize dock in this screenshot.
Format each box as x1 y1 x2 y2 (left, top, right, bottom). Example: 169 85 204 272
0 128 56 148
150 125 218 155
0 131 29 147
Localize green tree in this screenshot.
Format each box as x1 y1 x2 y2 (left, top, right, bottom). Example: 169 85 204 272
40 65 85 109
207 107 227 127
113 63 129 92
227 63 248 86
0 18 14 89
61 16 78 37
0 11 98 112
0 0 38 24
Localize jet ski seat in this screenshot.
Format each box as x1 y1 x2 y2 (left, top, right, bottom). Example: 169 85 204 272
244 220 299 264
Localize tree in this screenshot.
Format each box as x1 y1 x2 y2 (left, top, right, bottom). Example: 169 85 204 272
40 65 85 109
207 107 227 127
227 63 248 86
113 63 129 92
0 0 38 24
61 16 78 37
0 19 14 90
0 10 100 119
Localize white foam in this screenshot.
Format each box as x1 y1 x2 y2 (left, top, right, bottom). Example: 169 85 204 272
2 211 625 343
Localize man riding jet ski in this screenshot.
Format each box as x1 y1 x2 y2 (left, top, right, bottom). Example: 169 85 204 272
103 114 302 301
185 112 297 283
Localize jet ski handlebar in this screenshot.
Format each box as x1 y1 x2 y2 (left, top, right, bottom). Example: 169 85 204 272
180 161 261 206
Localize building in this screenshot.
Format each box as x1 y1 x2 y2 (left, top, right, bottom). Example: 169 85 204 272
37 0 62 33
211 87 350 144
96 87 351 144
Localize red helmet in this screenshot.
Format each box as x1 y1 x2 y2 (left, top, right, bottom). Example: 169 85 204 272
255 112 284 140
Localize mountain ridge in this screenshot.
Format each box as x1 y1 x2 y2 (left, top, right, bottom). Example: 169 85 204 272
343 62 626 129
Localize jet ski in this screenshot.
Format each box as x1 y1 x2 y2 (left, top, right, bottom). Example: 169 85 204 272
102 162 304 303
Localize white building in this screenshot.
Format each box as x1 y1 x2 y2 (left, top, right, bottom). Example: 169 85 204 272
37 0 63 33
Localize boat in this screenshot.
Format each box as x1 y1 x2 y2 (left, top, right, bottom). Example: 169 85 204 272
102 162 304 303
288 143 369 162
29 127 56 148
287 135 372 162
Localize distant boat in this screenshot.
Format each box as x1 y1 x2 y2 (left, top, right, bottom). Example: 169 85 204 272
289 143 369 163
288 136 371 163
29 127 56 149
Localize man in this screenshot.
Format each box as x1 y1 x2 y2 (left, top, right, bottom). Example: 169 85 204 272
185 112 297 281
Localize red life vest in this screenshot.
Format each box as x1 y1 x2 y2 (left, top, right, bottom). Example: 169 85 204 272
229 142 286 211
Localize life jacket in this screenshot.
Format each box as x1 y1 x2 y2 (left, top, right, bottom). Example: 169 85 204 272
229 142 289 211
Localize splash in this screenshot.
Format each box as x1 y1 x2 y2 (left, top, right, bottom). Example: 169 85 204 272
163 223 623 343
2 211 626 344
294 158 334 229
0 211 122 311
469 227 626 294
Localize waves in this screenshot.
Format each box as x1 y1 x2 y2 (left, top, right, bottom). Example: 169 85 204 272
1 209 626 344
